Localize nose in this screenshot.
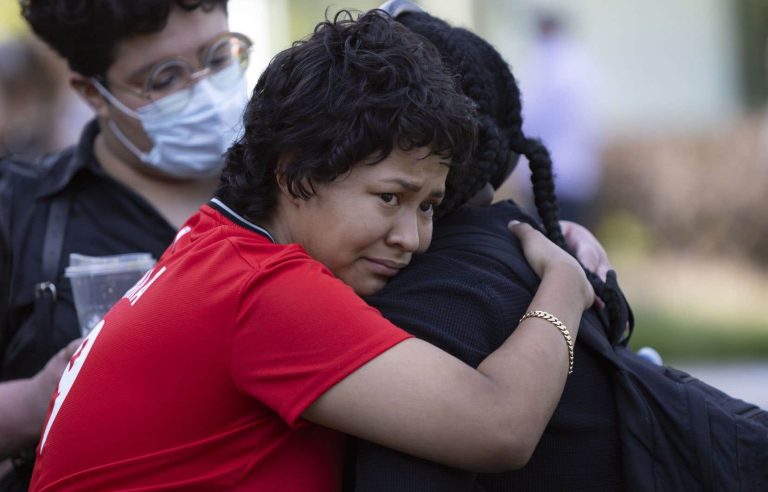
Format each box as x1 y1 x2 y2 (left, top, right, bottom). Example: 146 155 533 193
386 210 425 253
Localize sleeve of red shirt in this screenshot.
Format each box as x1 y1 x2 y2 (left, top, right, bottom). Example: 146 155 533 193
229 250 412 427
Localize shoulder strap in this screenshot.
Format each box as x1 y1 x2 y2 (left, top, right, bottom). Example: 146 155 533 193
33 192 71 355
0 167 10 369
41 194 71 288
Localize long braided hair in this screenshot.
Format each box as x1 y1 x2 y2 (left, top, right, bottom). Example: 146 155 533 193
397 11 628 341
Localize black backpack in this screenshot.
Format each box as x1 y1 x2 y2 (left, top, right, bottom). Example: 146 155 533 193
432 223 768 492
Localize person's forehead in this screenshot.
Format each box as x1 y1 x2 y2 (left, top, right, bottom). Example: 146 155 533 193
356 148 449 184
107 5 228 79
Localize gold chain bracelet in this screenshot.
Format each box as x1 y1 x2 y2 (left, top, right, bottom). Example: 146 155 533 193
519 310 574 374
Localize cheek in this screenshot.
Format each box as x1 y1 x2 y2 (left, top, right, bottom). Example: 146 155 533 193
303 192 387 267
109 107 152 146
416 221 433 254
337 222 378 257
336 203 386 248
305 215 363 267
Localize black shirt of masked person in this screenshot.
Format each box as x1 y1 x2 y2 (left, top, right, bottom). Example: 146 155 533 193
0 1 249 489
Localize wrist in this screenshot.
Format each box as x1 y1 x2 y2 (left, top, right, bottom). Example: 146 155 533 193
540 260 593 309
28 370 57 419
14 377 46 441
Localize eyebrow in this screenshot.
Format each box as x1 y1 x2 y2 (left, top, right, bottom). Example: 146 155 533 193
382 178 444 198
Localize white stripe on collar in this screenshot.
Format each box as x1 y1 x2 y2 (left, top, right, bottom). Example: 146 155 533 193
210 197 276 243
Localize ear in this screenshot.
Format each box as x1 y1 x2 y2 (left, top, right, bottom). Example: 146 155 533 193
275 150 302 205
70 74 110 118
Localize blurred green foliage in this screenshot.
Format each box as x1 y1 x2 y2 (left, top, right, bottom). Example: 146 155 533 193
629 308 768 362
597 212 656 260
737 0 768 108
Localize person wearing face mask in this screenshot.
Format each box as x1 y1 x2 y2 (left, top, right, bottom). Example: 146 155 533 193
0 1 247 490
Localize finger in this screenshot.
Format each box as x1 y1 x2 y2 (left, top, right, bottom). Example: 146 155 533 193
61 338 84 359
596 264 610 282
507 220 535 234
574 245 599 273
562 222 612 281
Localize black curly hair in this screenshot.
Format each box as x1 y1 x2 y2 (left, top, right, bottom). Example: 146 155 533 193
218 10 478 223
20 0 227 77
397 11 628 341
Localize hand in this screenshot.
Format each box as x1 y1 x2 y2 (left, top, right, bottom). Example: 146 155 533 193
0 338 83 457
29 338 83 418
508 221 593 309
560 220 611 281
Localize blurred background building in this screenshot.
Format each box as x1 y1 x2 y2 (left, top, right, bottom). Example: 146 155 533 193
2 0 766 405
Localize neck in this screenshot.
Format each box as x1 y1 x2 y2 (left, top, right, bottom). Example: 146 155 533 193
255 194 297 246
466 183 495 207
94 132 219 229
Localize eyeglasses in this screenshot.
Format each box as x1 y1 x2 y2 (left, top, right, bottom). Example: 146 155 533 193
98 32 252 113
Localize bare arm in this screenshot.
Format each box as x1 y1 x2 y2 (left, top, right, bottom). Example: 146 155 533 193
0 338 81 458
304 222 592 472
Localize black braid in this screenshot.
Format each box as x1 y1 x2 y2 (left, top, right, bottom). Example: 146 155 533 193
515 132 567 248
517 138 626 339
516 121 626 336
468 33 565 250
398 11 628 339
395 13 509 218
438 114 504 217
483 29 628 338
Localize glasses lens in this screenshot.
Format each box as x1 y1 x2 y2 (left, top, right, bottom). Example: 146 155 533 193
146 59 195 109
140 33 251 113
205 34 252 89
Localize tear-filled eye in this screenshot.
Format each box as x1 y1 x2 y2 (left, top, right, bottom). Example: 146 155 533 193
379 193 398 205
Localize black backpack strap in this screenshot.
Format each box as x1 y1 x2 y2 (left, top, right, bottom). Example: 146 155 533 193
0 167 11 371
605 270 635 345
33 192 71 356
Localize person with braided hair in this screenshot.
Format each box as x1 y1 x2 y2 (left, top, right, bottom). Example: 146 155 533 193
349 4 626 490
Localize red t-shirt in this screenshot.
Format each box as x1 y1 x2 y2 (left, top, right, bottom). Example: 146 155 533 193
30 201 411 491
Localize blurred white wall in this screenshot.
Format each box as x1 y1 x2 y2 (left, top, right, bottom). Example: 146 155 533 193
480 0 741 136
3 0 744 139
231 0 743 137
229 0 287 91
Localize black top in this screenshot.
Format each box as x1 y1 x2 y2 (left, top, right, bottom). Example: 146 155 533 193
0 120 176 379
351 201 623 491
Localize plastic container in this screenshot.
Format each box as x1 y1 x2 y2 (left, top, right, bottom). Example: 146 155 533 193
65 253 156 336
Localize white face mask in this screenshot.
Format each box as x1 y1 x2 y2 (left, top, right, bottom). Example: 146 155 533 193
93 66 248 180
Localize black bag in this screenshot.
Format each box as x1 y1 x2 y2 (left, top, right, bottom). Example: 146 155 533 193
432 223 768 492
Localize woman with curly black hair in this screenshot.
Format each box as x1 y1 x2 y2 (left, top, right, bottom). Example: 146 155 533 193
30 10 593 491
